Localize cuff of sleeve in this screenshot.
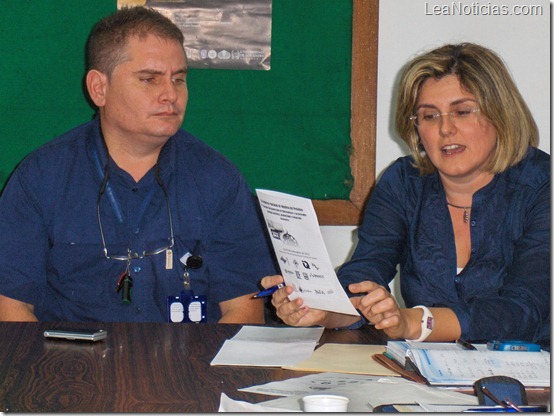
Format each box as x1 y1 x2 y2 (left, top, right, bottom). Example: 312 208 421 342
335 315 367 330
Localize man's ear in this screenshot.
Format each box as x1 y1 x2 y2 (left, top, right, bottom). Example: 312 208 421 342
86 69 108 107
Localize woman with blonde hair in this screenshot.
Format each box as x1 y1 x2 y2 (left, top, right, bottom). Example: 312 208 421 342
262 43 550 348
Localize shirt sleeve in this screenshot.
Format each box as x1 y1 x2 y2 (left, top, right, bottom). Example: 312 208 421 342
337 159 410 292
0 161 49 307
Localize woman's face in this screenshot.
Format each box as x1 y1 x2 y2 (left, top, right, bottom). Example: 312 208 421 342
415 75 498 186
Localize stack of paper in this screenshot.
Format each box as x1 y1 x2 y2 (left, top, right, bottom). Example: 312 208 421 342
210 326 324 367
386 340 487 367
385 341 550 387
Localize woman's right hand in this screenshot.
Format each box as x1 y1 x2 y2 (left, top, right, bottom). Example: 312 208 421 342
260 275 329 327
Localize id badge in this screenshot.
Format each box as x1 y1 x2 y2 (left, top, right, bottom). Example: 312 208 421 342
167 290 207 323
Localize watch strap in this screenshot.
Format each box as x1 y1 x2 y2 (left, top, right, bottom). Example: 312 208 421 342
411 305 434 342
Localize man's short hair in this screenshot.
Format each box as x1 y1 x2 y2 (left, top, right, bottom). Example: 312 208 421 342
86 7 185 77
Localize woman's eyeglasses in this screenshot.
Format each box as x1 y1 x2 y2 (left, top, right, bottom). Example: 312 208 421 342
410 107 480 128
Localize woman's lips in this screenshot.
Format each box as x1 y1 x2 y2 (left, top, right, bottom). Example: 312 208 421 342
441 144 465 155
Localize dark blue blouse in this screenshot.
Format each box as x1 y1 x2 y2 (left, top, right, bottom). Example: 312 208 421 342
0 118 276 322
338 148 550 347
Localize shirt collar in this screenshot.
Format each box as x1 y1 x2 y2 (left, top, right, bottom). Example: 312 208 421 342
87 116 177 187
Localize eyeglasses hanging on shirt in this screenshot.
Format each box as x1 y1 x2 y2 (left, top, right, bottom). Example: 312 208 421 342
97 161 174 304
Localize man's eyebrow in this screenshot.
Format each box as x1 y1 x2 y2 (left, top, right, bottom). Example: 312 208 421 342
133 69 163 76
132 67 188 76
173 67 188 75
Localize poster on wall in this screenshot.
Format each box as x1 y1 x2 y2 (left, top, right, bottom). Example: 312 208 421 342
118 0 272 70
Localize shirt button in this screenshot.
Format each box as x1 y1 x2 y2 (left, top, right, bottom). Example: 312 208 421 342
135 307 141 314
470 220 476 226
132 188 138 193
133 266 141 273
454 277 461 283
471 248 476 253
134 228 140 234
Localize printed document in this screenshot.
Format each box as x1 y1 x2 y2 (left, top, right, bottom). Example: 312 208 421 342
256 189 359 316
386 341 550 387
239 372 386 397
246 374 478 411
386 340 487 367
409 348 550 387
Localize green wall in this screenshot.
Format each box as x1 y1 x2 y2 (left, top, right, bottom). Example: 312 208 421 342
0 1 353 199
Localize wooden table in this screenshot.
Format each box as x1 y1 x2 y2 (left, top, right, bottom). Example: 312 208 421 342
0 322 386 412
0 322 549 412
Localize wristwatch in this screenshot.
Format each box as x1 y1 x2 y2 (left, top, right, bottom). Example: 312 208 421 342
411 305 434 342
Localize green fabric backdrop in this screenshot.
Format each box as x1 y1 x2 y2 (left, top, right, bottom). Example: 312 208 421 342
0 0 353 199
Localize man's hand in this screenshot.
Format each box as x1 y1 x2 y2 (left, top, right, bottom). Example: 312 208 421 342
0 295 37 321
218 292 265 324
260 275 359 328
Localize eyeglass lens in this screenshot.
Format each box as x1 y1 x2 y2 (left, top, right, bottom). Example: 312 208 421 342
412 106 479 127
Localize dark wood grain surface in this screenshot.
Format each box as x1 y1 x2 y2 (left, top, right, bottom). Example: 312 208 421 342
0 322 548 412
0 322 387 412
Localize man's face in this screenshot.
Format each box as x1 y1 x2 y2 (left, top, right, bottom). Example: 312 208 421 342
98 34 188 149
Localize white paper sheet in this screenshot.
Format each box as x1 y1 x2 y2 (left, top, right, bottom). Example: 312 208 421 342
254 376 479 411
239 372 388 396
210 326 324 367
232 325 324 342
224 373 480 412
218 393 300 412
256 189 359 316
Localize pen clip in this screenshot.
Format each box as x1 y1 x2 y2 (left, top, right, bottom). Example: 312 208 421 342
502 398 523 412
481 386 523 412
480 386 505 407
456 338 477 350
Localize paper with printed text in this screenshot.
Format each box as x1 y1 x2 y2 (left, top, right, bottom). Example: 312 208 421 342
256 189 359 316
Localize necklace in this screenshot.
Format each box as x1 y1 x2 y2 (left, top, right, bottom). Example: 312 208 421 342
447 201 471 223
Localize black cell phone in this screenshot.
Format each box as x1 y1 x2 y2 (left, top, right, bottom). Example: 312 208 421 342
43 328 107 342
474 375 527 406
372 404 410 412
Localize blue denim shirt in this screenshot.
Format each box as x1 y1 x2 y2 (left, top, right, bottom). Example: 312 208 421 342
0 118 276 322
338 148 550 346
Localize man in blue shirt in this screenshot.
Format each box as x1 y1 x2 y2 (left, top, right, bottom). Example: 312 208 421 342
0 7 276 323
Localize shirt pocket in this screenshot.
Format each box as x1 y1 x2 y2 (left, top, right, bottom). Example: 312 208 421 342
171 236 207 292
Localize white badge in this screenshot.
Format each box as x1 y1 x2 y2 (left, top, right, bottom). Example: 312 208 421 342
165 249 173 270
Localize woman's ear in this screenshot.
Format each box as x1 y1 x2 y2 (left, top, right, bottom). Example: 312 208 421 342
86 70 108 107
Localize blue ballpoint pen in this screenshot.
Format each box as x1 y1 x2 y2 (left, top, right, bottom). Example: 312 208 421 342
251 283 285 299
